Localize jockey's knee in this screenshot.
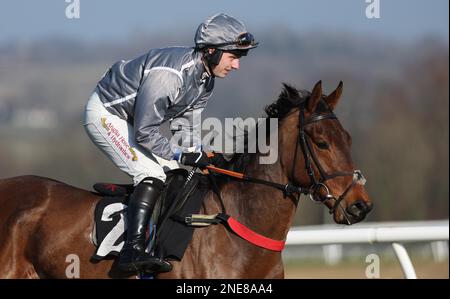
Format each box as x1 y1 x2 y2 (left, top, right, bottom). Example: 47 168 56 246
133 172 166 186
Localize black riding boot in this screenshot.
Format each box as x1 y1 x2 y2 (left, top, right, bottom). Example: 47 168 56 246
118 177 171 273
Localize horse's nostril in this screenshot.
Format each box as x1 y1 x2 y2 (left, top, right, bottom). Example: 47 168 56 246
348 206 362 217
347 199 369 218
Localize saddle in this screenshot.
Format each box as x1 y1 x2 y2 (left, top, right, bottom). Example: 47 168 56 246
90 169 211 263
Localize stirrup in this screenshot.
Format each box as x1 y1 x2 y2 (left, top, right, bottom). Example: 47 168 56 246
117 247 153 272
143 258 173 274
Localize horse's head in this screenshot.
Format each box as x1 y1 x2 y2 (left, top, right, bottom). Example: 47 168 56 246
269 81 372 224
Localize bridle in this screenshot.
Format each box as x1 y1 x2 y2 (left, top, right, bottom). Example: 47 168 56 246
289 101 367 224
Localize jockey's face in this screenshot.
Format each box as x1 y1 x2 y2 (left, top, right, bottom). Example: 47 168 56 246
210 50 240 78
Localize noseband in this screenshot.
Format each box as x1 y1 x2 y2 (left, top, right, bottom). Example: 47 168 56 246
290 103 367 223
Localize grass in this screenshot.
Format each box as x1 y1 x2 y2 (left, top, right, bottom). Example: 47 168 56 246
284 257 448 279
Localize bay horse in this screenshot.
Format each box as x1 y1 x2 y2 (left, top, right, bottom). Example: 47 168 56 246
0 81 372 278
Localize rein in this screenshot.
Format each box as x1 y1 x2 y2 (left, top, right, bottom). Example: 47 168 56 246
205 165 308 202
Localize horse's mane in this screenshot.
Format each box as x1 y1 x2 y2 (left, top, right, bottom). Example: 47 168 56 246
225 84 312 173
265 83 311 120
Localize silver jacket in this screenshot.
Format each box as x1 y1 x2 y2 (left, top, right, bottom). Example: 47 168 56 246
96 47 214 160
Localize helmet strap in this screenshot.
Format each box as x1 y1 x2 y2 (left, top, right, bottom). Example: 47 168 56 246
203 48 223 70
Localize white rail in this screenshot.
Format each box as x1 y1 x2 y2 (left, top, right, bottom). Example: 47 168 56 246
285 220 449 279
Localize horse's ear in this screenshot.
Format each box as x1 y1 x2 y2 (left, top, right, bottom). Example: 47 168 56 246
307 80 322 112
325 81 343 111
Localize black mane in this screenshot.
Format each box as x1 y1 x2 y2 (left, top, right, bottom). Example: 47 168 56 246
265 83 333 119
265 83 311 119
225 83 333 174
226 84 311 173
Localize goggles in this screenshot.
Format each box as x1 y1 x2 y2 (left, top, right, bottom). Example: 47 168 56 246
214 32 258 48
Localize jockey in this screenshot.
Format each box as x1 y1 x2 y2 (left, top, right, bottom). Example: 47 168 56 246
83 13 258 273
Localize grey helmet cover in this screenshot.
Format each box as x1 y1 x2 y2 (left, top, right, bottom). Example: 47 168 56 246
194 13 258 51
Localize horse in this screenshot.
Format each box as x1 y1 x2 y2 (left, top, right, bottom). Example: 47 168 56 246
0 81 372 278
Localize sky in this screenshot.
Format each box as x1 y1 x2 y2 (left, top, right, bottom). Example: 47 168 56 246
0 0 448 43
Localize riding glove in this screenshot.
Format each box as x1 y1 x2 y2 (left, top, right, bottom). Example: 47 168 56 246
208 152 228 169
178 151 211 168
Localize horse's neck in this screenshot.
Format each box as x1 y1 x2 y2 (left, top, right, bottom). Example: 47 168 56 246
221 154 297 241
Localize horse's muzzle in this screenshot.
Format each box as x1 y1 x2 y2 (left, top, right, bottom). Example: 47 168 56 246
346 199 373 223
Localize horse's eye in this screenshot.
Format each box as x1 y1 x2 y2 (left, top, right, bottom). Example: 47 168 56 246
316 141 329 150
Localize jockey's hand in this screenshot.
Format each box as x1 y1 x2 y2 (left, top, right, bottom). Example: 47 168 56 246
208 152 228 169
179 151 211 168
